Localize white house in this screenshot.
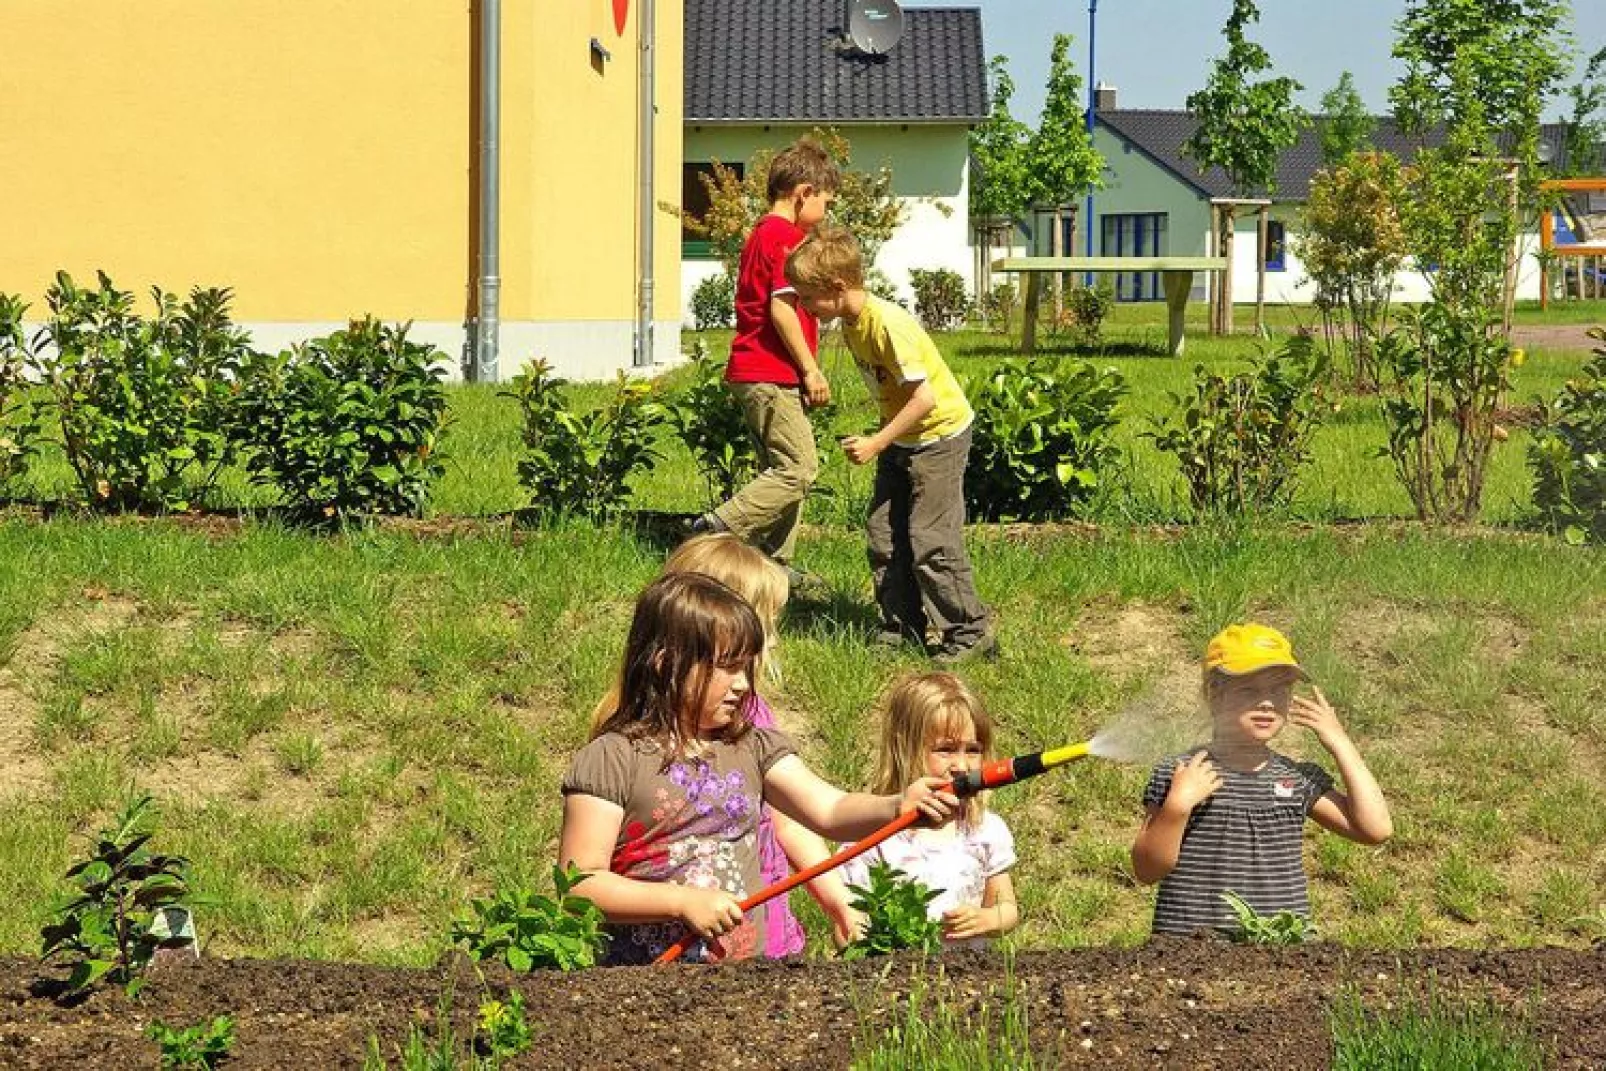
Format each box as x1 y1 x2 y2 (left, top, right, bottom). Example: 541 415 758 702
681 0 988 313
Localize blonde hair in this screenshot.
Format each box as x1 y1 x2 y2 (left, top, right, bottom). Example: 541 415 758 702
591 534 789 732
786 224 866 293
870 672 995 826
767 136 842 201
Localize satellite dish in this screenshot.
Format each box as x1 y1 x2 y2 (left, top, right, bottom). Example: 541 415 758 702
846 0 904 56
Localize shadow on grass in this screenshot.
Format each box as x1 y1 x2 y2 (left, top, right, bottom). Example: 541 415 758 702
783 582 881 638
949 338 1173 361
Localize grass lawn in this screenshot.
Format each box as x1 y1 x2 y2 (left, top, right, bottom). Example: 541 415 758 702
0 304 1601 967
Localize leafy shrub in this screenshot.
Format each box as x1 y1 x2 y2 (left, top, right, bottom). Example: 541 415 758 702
504 361 667 521
866 268 908 309
1220 891 1313 945
909 269 972 332
1376 302 1511 524
668 341 757 506
690 272 736 332
977 281 1019 335
1148 335 1328 516
842 861 944 960
964 359 1127 521
148 1016 235 1070
451 864 610 971
40 794 196 996
1062 283 1114 346
33 272 253 511
0 294 43 493
235 317 450 523
1530 328 1606 545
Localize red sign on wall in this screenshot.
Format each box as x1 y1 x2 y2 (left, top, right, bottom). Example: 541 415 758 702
613 0 629 35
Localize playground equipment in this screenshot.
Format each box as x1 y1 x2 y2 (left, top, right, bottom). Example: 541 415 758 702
1539 178 1606 307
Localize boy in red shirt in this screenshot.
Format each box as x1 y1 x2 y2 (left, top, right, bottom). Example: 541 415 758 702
693 139 840 578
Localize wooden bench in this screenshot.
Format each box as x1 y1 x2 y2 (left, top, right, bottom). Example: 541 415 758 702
991 256 1228 357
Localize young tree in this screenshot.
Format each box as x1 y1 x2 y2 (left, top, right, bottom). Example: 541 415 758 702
1183 0 1307 335
1319 72 1374 166
1023 34 1104 320
969 55 1033 295
1561 45 1606 176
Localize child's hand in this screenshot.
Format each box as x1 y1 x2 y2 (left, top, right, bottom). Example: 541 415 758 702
900 776 961 826
802 369 832 407
831 905 868 948
839 434 884 466
676 886 746 939
1165 750 1222 814
1289 685 1348 748
941 904 999 941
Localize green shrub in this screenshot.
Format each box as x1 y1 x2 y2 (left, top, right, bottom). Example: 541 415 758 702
33 272 253 511
236 317 450 523
1530 327 1606 545
668 341 757 506
866 268 907 309
504 360 666 521
1220 891 1313 945
1063 283 1114 346
40 794 196 996
148 1016 236 1070
451 864 610 971
908 268 972 331
842 861 944 960
964 359 1126 521
690 272 736 332
1148 335 1328 516
0 294 43 493
977 281 1019 335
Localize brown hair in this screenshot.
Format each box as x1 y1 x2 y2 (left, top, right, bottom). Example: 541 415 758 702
592 572 765 762
767 136 842 201
869 672 995 826
785 223 866 292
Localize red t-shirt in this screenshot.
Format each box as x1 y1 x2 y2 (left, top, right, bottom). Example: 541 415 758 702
726 214 819 385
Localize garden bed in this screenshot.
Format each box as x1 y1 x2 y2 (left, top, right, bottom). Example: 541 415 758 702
3 944 1603 1069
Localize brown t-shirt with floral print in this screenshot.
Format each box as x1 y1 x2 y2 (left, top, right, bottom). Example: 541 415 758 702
562 727 797 965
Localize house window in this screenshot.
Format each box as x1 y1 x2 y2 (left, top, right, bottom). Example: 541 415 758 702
1100 212 1168 301
682 162 742 259
1264 219 1287 273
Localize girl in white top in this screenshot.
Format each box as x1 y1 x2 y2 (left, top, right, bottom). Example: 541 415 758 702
840 672 1019 948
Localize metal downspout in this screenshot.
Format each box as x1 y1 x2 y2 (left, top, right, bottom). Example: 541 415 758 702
634 0 656 367
475 0 501 382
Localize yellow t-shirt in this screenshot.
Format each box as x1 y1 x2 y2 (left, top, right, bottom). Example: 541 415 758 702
842 295 973 446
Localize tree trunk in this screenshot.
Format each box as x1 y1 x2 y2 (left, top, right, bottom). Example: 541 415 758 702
1255 206 1268 337
1049 207 1064 324
1221 206 1237 336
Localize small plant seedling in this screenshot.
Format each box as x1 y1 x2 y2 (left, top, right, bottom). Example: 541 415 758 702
1220 891 1314 945
148 1015 236 1069
451 863 609 971
40 793 197 996
842 861 944 960
476 990 533 1064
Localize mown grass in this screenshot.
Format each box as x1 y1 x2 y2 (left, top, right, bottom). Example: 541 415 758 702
0 513 1602 966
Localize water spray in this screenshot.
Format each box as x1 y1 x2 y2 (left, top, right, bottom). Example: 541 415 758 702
654 739 1102 965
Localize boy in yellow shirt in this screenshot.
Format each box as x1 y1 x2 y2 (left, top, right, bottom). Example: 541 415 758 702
785 225 994 663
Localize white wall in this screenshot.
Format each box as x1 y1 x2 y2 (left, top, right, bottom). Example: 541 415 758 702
681 124 974 314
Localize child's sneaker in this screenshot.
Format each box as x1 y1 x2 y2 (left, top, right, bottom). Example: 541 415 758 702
932 629 1000 666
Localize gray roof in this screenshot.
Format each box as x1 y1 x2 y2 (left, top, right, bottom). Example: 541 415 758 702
685 0 988 124
1097 109 1573 202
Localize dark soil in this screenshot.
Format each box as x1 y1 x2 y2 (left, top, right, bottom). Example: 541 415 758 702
2 944 1602 1069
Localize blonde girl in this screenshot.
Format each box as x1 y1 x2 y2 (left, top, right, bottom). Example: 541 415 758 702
839 672 1020 947
560 572 959 965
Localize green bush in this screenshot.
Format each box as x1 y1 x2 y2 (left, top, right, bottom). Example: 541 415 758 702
866 268 908 309
909 268 972 331
0 294 43 494
964 359 1126 521
690 271 736 332
504 360 666 521
977 281 1019 335
1530 327 1606 545
842 861 944 960
236 317 450 523
668 341 757 507
1063 283 1114 346
451 864 610 971
33 272 253 511
1148 335 1328 516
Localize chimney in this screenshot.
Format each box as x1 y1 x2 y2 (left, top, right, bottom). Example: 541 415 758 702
1095 83 1117 112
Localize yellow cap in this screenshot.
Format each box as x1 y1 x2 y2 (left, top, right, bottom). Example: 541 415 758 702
1204 623 1304 677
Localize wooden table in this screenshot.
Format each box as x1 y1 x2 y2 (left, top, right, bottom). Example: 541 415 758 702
991 256 1227 356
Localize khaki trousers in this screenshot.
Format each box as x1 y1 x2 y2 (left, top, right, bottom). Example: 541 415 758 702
714 382 818 564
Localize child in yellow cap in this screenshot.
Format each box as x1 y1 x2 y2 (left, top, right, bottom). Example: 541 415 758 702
1130 624 1392 936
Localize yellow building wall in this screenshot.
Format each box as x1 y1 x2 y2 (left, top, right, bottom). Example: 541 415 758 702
0 1 681 339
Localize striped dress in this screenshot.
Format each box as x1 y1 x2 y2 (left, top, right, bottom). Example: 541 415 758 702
1142 750 1334 936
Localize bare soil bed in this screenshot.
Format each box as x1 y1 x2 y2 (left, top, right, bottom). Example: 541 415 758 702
2 944 1602 1069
